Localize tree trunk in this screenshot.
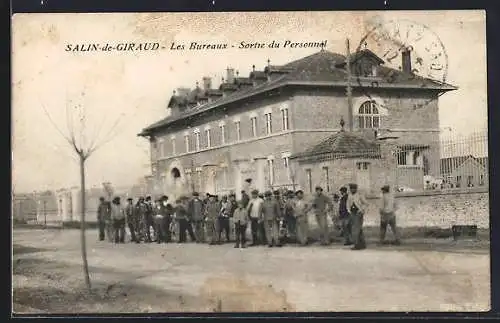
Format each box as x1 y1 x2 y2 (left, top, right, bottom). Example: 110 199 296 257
79 155 91 290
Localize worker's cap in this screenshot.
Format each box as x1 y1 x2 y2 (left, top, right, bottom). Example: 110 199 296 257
295 190 304 195
348 183 358 189
192 192 199 197
315 186 323 192
381 185 390 192
127 198 133 201
339 187 348 193
251 189 259 195
264 191 273 196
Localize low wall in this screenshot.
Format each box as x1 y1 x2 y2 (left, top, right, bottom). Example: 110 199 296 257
309 187 489 229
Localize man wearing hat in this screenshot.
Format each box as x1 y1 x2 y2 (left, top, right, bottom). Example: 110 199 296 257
293 190 312 246
176 196 196 243
247 189 264 246
204 194 220 245
347 183 368 250
312 186 334 245
188 192 206 243
97 197 110 241
142 196 154 243
262 190 282 247
379 185 401 245
111 197 126 243
338 187 352 245
125 198 139 243
241 190 250 209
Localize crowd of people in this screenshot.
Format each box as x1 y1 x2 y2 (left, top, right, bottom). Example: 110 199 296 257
96 183 401 250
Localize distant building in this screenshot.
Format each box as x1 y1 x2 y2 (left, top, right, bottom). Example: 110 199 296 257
139 48 456 198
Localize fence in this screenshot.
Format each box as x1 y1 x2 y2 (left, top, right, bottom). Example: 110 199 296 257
393 130 488 193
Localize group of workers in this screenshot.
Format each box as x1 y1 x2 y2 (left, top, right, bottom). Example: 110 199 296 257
96 182 401 250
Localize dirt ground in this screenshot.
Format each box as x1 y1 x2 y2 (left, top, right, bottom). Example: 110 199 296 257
12 228 491 314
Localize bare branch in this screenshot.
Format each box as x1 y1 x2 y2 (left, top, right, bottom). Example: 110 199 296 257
86 114 124 157
40 101 74 147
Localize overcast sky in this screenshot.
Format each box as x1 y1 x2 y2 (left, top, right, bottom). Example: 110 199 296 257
12 10 487 193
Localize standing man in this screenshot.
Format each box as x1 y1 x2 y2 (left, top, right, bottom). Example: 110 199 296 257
176 197 196 243
241 190 250 209
312 186 334 246
347 183 369 250
153 198 166 243
188 192 205 243
283 190 296 243
218 195 231 243
379 185 401 245
227 193 238 241
143 196 154 243
233 200 248 248
125 198 139 243
247 190 264 246
204 194 220 245
293 190 311 246
135 197 146 242
111 197 126 243
97 197 109 241
161 195 174 243
262 191 282 247
338 187 352 245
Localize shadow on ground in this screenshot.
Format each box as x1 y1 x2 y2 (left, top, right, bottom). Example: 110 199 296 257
13 244 51 255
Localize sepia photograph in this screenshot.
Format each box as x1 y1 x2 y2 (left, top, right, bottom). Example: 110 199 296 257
12 10 489 313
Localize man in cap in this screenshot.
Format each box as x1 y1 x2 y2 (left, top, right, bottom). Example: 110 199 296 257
218 195 231 243
142 196 154 243
293 190 312 246
262 190 282 247
204 194 220 245
338 187 352 245
188 192 206 243
283 190 296 243
241 190 250 209
125 198 139 243
97 197 110 241
246 189 264 246
176 196 196 243
312 186 334 245
379 185 401 245
135 197 146 242
153 198 165 243
111 197 126 243
347 183 368 250
227 193 238 241
232 200 248 248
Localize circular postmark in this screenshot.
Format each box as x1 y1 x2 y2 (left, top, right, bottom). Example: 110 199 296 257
354 18 449 111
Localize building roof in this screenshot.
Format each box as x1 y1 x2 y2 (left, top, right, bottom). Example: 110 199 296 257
140 49 458 136
440 155 489 175
291 130 381 163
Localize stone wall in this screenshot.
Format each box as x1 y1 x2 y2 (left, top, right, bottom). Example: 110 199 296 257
307 187 489 229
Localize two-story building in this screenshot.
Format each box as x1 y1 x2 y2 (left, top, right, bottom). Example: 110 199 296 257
138 48 456 199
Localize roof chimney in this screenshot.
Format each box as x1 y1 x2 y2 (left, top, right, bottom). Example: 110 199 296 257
202 76 212 91
226 67 235 83
402 47 412 74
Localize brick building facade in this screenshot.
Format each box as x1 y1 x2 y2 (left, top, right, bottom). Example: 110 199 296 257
139 49 456 199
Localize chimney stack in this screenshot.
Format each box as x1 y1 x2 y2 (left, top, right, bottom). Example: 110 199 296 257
202 76 212 91
226 67 235 83
402 47 412 74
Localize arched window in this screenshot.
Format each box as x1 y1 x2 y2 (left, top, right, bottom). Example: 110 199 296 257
358 101 380 129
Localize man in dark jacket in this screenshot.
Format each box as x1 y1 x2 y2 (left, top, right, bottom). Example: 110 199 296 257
241 190 250 208
125 198 139 243
339 187 352 245
97 197 110 241
176 197 196 243
142 196 154 243
188 192 205 243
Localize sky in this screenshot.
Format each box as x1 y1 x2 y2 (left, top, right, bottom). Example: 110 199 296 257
12 10 487 193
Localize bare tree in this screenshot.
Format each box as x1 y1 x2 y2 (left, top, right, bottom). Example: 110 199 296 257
41 99 122 290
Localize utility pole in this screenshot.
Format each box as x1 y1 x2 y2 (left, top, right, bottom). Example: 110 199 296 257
345 38 354 132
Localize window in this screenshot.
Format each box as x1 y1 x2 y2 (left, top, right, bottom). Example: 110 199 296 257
467 176 474 186
171 137 176 155
357 162 369 170
281 108 290 131
306 169 312 193
235 120 241 141
158 138 164 157
205 128 212 148
194 130 200 151
267 157 275 186
184 134 190 152
322 166 330 192
251 117 257 137
196 167 203 191
397 150 407 165
479 174 485 186
456 176 462 188
358 101 380 129
219 124 226 145
265 112 272 135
